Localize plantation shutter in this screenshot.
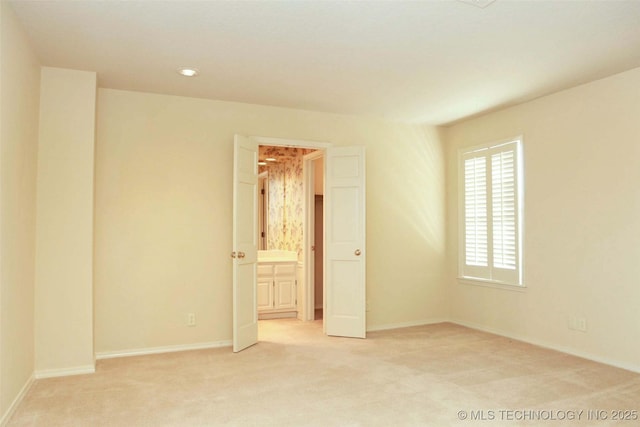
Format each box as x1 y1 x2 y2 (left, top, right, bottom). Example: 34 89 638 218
490 144 519 284
460 140 521 285
463 155 489 279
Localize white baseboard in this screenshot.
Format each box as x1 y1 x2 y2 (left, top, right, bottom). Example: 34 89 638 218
451 319 640 374
367 318 448 332
95 340 232 360
0 374 34 427
34 364 95 379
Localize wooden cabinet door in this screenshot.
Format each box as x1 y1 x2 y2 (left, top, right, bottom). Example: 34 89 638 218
257 277 274 311
274 276 296 310
257 264 274 311
274 263 296 310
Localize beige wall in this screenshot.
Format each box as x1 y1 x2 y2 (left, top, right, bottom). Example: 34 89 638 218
0 2 40 421
445 67 640 370
34 67 96 375
94 88 448 354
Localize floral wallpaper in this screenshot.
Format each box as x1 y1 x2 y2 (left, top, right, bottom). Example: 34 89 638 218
259 146 315 257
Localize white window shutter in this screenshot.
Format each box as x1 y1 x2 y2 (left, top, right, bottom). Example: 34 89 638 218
491 148 516 270
462 154 490 279
459 139 522 286
464 157 488 267
491 145 519 284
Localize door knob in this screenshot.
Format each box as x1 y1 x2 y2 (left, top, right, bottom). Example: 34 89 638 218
354 249 361 256
231 252 237 258
238 251 246 259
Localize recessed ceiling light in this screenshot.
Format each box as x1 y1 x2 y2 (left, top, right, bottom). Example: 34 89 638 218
457 0 496 8
258 161 267 166
265 157 277 162
177 67 199 77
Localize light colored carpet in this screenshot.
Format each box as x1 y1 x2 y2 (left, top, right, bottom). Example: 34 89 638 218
8 321 640 426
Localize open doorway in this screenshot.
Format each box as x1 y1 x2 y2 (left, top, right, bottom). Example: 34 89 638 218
256 144 325 326
231 135 366 352
306 153 325 321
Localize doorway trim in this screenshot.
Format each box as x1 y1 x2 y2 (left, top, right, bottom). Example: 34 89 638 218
257 171 269 250
252 136 331 324
302 150 324 322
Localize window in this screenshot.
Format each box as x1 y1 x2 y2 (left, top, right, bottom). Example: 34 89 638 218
459 137 523 287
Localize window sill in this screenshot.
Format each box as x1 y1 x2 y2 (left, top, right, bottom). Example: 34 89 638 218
457 277 527 292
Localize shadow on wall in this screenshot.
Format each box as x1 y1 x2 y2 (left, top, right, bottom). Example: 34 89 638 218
373 126 446 254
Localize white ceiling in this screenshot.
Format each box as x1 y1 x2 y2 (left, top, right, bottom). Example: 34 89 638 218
9 0 640 125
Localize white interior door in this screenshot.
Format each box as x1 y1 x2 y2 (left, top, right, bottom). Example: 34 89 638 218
325 146 366 338
232 135 259 352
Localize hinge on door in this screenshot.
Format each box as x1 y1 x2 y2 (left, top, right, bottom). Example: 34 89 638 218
261 188 265 195
261 231 265 237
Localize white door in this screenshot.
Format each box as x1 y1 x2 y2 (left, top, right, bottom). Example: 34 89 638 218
325 146 366 338
232 135 259 352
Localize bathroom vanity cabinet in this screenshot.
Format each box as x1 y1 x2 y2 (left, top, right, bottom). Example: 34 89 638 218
257 251 297 319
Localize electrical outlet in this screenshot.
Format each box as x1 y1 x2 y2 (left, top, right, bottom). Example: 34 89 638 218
576 317 587 332
187 313 196 327
568 316 587 332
